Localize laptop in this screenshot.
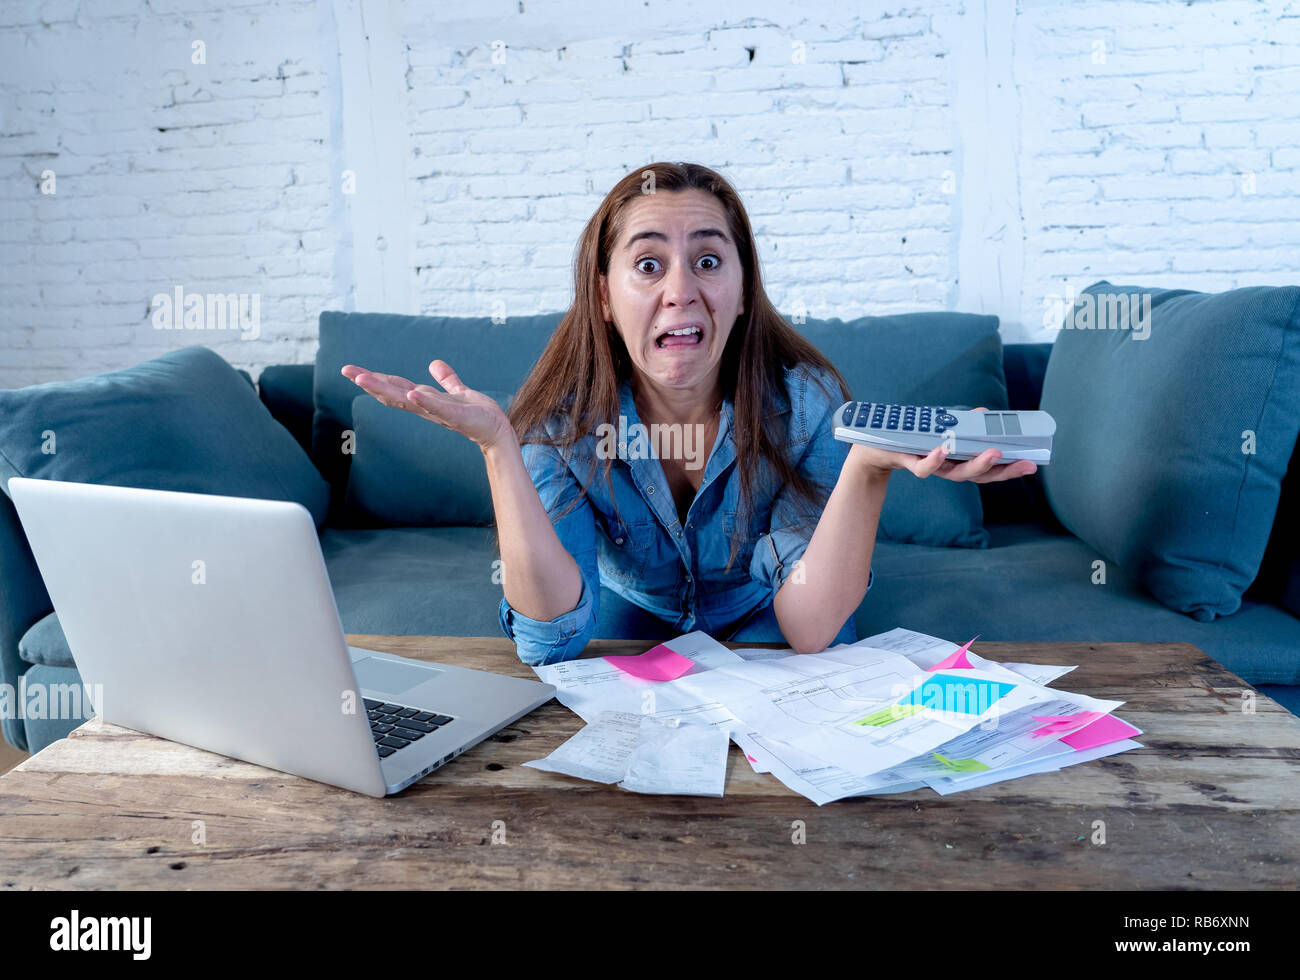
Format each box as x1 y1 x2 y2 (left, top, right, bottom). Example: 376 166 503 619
6 477 556 797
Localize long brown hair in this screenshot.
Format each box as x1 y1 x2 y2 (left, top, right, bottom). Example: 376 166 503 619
508 162 849 569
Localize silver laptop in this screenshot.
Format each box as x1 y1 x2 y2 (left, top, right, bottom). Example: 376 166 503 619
7 477 556 797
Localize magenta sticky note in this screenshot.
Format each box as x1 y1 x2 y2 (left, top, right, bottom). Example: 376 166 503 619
1030 711 1105 738
927 635 980 672
1061 713 1142 751
604 643 696 681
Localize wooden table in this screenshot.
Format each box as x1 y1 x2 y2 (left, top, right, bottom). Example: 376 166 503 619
0 638 1297 890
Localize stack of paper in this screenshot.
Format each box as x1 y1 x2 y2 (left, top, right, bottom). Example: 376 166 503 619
521 627 1143 805
522 711 729 796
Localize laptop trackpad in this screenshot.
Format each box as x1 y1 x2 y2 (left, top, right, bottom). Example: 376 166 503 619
354 657 441 696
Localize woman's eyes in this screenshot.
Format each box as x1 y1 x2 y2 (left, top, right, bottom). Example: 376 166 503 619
635 254 722 275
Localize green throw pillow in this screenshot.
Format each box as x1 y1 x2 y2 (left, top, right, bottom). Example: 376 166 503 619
0 346 330 526
1040 281 1300 621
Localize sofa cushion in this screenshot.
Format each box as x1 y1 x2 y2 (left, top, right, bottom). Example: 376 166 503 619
0 346 331 527
321 524 689 642
18 611 72 668
795 312 1008 547
17 662 97 757
857 522 1300 686
313 312 560 523
314 310 1006 545
1040 281 1300 622
314 522 1300 687
343 392 510 526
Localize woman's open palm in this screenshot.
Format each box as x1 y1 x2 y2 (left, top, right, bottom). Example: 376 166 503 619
341 360 512 452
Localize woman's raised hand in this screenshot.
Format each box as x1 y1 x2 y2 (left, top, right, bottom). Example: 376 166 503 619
341 360 515 453
848 408 1038 484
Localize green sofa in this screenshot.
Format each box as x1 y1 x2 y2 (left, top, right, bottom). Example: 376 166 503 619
3 293 1298 756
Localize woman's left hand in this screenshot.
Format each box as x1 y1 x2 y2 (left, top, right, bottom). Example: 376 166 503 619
847 408 1038 484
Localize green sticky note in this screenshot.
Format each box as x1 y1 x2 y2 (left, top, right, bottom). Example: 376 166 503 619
854 703 925 726
932 752 991 772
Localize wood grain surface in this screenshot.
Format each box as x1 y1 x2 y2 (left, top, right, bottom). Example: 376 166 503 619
0 637 1296 890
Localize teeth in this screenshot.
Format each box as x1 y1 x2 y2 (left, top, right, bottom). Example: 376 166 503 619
657 325 702 347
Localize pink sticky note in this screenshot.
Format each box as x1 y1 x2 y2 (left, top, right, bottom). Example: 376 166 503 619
926 635 980 672
1061 713 1142 751
603 643 696 682
1030 711 1105 738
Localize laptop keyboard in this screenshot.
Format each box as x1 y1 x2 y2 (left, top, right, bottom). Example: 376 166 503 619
364 698 455 758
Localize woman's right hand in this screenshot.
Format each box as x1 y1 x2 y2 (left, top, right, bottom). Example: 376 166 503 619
346 360 584 626
341 360 515 454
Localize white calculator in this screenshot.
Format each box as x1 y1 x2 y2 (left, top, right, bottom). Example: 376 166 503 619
832 401 1055 464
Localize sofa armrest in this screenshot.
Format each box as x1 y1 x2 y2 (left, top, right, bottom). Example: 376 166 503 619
0 492 53 752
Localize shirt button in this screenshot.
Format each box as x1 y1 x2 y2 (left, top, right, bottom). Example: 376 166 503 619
646 485 655 494
615 537 624 545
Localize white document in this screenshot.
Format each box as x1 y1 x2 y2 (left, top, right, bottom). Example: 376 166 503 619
521 710 641 783
895 692 1123 790
730 646 794 662
826 632 1102 789
859 627 1077 687
684 650 1020 780
729 729 929 805
929 739 1143 794
522 710 729 796
732 698 1087 802
731 727 1141 805
715 644 1118 799
530 631 743 723
526 626 1118 805
621 716 729 796
734 636 1076 778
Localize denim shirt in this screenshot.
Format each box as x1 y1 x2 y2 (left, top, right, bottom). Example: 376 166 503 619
498 362 874 666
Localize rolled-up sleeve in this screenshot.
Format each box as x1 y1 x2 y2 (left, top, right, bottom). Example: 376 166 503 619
750 529 874 595
497 440 601 667
748 368 874 597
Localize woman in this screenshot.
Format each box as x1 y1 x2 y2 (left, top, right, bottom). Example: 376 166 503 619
343 162 1035 665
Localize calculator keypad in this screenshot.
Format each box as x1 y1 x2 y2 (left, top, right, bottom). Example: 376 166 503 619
845 402 947 433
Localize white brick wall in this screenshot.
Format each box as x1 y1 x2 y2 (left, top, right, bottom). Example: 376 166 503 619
1015 0 1300 337
0 0 337 385
1 0 1297 388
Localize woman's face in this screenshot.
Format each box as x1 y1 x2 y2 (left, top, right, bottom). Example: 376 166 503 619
599 188 745 396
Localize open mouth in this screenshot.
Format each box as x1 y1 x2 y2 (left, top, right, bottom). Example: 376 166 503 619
655 324 704 349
